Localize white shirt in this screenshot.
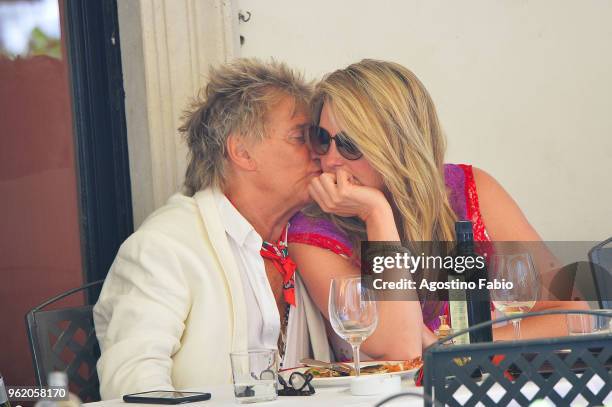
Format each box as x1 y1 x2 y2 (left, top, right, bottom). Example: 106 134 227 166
215 193 281 352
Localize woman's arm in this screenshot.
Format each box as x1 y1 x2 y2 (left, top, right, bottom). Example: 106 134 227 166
290 242 423 359
473 167 589 340
293 168 425 359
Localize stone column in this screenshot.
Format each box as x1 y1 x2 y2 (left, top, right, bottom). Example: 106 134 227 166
117 0 238 226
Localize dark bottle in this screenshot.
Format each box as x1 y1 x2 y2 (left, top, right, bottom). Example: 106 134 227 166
0 372 11 407
456 220 493 343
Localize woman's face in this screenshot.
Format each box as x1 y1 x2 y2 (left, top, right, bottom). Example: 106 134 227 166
315 102 385 190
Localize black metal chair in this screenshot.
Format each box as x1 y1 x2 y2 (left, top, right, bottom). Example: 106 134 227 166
589 236 612 309
423 309 612 407
25 280 104 402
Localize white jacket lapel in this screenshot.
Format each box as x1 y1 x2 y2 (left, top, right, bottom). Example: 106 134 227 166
194 188 248 353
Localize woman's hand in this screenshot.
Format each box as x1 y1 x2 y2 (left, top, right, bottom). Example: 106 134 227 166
309 168 401 242
308 168 390 222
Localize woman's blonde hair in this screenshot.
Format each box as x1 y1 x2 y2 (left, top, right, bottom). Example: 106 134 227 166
311 59 457 251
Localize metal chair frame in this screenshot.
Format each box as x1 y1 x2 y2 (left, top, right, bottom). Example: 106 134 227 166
589 236 612 309
423 309 612 407
25 280 104 402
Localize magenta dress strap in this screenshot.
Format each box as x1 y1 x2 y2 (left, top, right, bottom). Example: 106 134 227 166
288 213 353 257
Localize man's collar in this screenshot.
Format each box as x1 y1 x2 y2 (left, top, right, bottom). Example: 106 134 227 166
213 189 262 249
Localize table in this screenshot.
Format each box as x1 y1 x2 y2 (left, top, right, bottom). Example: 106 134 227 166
86 380 425 407
85 378 612 407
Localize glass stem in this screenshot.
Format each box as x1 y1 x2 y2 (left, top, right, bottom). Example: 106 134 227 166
512 319 521 339
352 343 361 377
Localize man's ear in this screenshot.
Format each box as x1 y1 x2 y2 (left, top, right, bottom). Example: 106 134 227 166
226 133 257 171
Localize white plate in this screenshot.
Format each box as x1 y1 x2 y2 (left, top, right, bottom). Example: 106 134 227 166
280 361 420 388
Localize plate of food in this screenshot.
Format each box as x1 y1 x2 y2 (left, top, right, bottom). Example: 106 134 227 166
281 358 423 387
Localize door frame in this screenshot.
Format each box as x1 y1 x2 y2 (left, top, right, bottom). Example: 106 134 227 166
64 0 133 302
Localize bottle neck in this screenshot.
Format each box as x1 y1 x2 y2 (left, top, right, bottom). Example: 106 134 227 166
456 239 475 256
455 221 475 255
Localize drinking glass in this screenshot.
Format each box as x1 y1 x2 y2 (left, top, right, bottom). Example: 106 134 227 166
567 314 594 336
328 276 378 376
566 312 612 335
230 349 277 403
594 311 612 334
489 253 539 339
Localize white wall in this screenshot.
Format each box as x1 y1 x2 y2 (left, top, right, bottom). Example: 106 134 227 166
235 0 612 241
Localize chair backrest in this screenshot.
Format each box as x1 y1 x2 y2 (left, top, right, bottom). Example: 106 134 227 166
423 327 612 406
25 280 104 402
589 237 612 309
423 309 612 407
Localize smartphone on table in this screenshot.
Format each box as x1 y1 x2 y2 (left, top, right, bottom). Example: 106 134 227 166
123 390 211 404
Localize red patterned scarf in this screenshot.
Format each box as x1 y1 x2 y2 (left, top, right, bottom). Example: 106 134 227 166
260 224 296 306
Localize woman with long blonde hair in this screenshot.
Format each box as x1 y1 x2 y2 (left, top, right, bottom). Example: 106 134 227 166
288 59 586 361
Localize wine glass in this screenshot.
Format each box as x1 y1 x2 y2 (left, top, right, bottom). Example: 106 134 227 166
489 253 540 339
328 276 378 376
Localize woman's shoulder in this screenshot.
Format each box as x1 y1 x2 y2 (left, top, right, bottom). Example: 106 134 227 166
444 163 493 186
288 212 353 257
447 164 505 202
463 166 542 241
443 163 476 183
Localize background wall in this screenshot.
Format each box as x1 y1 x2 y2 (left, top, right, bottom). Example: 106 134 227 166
234 0 612 241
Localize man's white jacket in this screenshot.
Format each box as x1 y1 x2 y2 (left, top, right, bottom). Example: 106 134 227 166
93 189 331 399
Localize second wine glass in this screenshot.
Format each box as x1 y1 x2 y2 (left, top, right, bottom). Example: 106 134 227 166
489 253 540 339
328 276 378 376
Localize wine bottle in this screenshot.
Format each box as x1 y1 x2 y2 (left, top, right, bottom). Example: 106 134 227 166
0 373 11 407
456 220 493 343
448 222 471 345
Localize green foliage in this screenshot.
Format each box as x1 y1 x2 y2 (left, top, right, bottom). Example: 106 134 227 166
1 27 61 59
28 27 62 59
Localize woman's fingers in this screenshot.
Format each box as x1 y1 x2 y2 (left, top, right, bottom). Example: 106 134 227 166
335 168 351 192
319 172 340 201
309 173 350 215
309 170 367 216
308 177 333 212
310 170 392 220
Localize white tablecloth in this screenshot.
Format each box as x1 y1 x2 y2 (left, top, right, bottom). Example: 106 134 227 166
86 381 424 407
86 378 611 407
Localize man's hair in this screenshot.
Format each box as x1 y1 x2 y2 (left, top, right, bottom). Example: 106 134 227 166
179 58 312 196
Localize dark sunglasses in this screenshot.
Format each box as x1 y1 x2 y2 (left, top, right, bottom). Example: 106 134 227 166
307 125 363 160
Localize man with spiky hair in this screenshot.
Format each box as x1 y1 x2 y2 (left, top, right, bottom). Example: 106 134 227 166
94 59 328 399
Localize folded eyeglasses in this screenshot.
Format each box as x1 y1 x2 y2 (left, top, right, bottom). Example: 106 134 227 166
238 368 315 398
277 371 315 396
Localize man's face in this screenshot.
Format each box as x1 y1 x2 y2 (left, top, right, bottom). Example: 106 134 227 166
249 95 321 209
